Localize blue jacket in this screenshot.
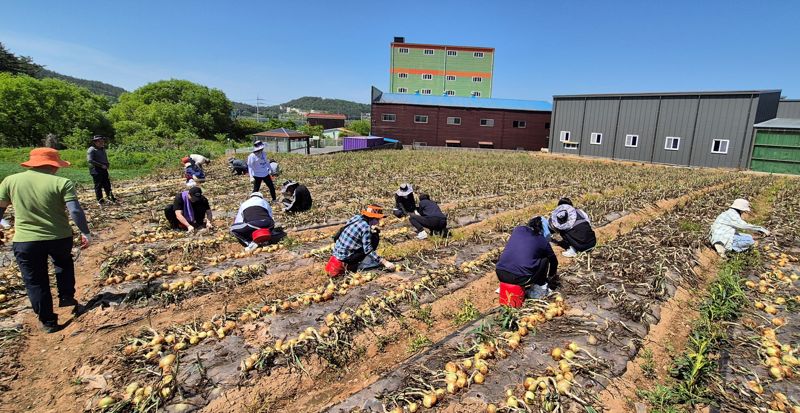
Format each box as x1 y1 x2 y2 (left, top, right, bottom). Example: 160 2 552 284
496 226 557 278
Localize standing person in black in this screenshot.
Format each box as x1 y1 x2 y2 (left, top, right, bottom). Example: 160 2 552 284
280 180 313 213
87 136 115 205
410 193 447 240
163 186 214 232
393 183 416 218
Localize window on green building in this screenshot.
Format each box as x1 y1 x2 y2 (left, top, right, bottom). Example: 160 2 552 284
421 89 432 95
398 48 409 54
446 75 456 81
447 50 457 56
398 73 408 78
422 74 432 80
445 90 455 96
474 52 484 58
472 77 483 82
424 49 434 55
471 91 481 97
397 88 407 93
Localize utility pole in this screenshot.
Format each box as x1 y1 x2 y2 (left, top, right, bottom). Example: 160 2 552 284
255 95 267 122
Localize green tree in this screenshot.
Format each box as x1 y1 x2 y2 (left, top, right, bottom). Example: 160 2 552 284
0 43 42 76
0 73 112 147
348 119 371 136
299 123 323 138
108 79 234 146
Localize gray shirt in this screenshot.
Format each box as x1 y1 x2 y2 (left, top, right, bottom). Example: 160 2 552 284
87 146 109 174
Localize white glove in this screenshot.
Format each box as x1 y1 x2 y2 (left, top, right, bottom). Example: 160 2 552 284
186 226 195 233
761 229 771 236
249 176 255 183
382 260 396 271
0 219 10 229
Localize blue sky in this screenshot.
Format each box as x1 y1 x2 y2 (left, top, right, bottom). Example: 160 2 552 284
1 0 798 104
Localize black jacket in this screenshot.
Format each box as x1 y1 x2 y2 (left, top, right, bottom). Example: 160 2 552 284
418 199 446 219
559 221 596 252
285 184 312 213
395 193 416 214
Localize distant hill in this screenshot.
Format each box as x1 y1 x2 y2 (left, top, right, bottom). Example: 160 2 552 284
36 69 127 101
233 96 369 119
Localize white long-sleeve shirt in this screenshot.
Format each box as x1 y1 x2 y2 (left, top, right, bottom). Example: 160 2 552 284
247 151 272 178
189 154 210 166
709 209 766 249
233 196 273 225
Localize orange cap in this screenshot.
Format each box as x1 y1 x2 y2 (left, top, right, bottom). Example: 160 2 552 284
20 148 70 168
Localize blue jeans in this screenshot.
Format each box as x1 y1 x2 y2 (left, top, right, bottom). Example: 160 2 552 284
12 237 75 323
730 234 755 252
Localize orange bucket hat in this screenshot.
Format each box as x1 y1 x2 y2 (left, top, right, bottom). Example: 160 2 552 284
20 148 70 168
361 204 385 219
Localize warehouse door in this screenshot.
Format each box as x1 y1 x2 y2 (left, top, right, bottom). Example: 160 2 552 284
750 130 800 175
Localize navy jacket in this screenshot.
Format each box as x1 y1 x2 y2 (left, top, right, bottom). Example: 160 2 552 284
496 226 557 279
418 199 446 219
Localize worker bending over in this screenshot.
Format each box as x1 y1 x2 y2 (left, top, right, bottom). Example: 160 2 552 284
189 153 210 171
549 198 596 257
0 148 91 332
326 205 395 276
410 193 447 239
183 157 206 184
709 198 769 258
281 180 312 213
393 183 416 218
164 186 213 232
231 192 282 252
496 217 558 299
228 157 248 175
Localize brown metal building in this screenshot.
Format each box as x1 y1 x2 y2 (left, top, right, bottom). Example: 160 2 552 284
306 113 346 129
370 87 552 150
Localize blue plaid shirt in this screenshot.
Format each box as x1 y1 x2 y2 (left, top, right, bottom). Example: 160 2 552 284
333 215 380 262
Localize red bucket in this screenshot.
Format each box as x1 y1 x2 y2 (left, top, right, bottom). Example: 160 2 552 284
252 228 272 244
325 256 346 277
499 282 525 308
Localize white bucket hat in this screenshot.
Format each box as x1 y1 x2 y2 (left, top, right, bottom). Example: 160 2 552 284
730 198 751 212
252 140 265 152
250 192 264 198
397 183 413 197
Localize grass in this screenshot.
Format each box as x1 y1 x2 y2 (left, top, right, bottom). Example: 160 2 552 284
451 299 480 327
411 302 434 329
407 333 433 354
640 347 657 379
677 219 702 233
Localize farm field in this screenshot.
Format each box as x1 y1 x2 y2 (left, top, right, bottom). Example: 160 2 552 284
0 149 798 413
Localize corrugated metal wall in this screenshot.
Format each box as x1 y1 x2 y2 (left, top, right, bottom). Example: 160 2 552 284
550 92 781 169
777 100 800 119
652 97 699 166
613 98 660 162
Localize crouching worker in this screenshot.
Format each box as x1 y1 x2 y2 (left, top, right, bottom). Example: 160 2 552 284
183 157 206 184
326 204 395 277
164 186 213 232
281 180 312 213
411 193 447 239
496 217 558 303
231 192 285 252
550 198 596 257
709 198 770 258
393 183 416 218
229 157 248 175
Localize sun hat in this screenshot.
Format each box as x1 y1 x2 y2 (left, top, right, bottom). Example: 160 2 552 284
397 183 413 197
551 204 578 231
250 192 264 198
91 135 106 142
281 180 299 193
20 148 71 168
361 204 386 219
188 186 203 201
730 199 751 212
252 140 265 152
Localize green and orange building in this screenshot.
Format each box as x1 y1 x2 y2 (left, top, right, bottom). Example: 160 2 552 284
389 37 494 98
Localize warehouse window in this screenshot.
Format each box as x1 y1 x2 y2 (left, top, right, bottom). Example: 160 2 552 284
445 90 455 96
446 75 456 81
711 139 729 154
472 77 483 82
382 114 396 122
480 119 495 127
513 120 527 128
414 115 429 123
421 89 432 95
447 50 457 56
590 133 602 145
474 52 484 58
422 73 433 80
447 117 461 125
397 88 407 93
398 73 408 78
665 136 681 151
559 131 571 142
398 48 409 54
471 91 481 97
625 134 639 148
424 49 434 55
563 142 578 150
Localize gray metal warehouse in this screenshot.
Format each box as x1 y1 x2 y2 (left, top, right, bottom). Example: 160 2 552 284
548 90 782 169
778 99 800 119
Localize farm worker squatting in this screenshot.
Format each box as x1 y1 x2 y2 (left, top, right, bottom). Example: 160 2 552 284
281 180 312 213
709 198 770 258
549 198 597 257
231 192 284 252
247 140 277 201
496 217 559 300
393 183 416 218
228 157 248 175
0 148 91 333
87 135 116 205
163 186 214 232
326 204 396 277
410 193 448 240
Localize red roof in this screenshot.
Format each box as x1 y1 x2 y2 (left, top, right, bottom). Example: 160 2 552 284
306 113 346 120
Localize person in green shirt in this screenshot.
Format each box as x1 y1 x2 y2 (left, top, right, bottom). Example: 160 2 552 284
0 148 91 333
